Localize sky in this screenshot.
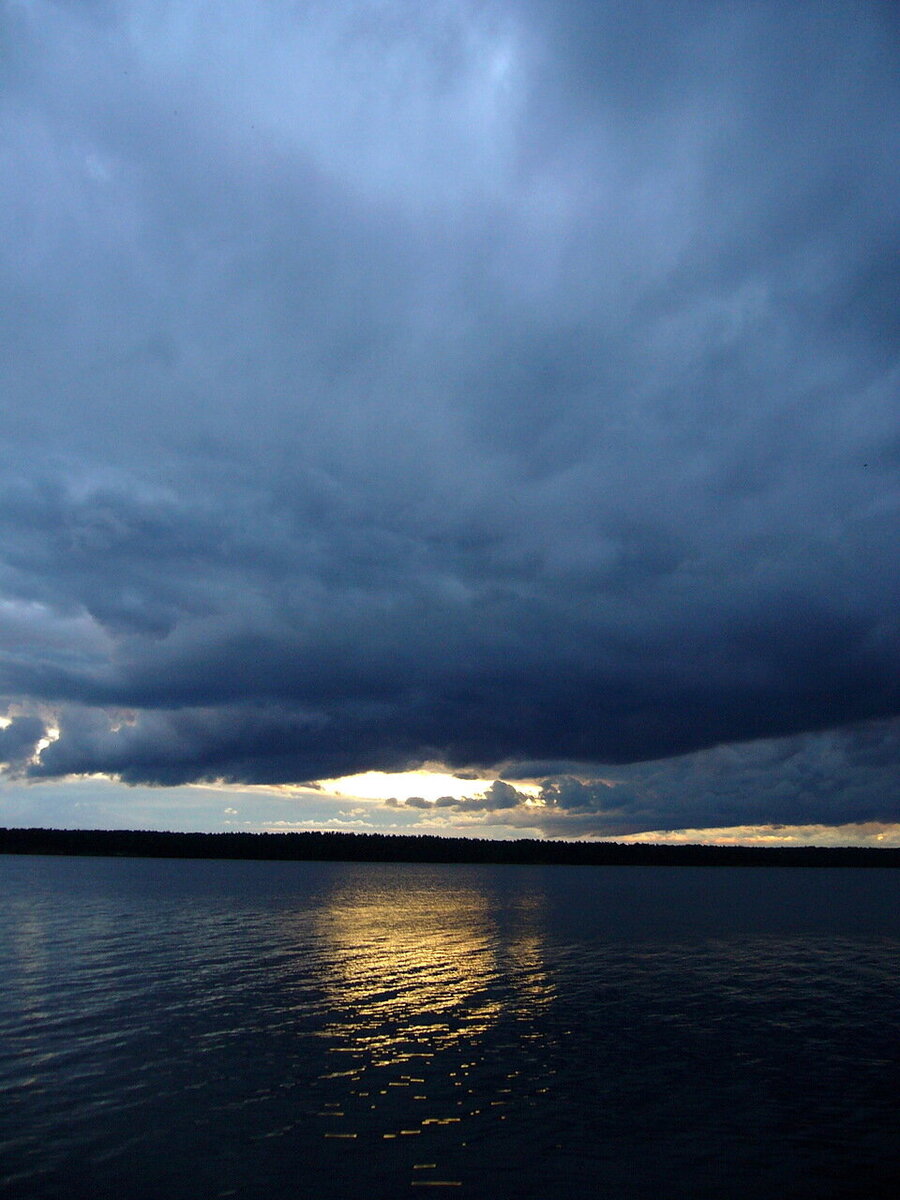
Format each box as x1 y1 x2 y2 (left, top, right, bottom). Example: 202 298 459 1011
1 0 898 844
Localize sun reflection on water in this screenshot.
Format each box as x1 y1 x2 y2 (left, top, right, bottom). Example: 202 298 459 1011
305 871 555 1189
317 881 502 1042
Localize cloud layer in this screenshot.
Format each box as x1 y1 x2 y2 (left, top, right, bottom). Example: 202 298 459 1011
1 1 897 831
385 720 900 837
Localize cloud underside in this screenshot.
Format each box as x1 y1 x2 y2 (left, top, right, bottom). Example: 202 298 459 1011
380 721 900 835
1 1 898 833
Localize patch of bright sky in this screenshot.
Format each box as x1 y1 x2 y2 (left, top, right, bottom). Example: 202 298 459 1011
612 824 900 848
318 768 541 805
31 725 59 763
2 773 897 847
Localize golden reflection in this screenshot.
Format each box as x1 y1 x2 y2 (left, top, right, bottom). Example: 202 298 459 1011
314 877 505 1052
301 869 556 1182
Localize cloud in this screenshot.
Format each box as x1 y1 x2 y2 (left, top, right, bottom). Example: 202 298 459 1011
0 1 897 833
0 715 46 772
404 796 432 810
427 780 525 812
386 720 900 836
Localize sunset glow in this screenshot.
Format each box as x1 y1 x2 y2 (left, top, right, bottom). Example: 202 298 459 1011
319 769 541 806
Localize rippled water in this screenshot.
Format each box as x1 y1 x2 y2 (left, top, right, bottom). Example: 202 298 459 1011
2 857 899 1199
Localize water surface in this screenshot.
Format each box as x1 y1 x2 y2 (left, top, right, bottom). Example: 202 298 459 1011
1 856 898 1198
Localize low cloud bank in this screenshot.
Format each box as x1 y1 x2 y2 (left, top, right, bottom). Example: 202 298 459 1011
388 720 900 836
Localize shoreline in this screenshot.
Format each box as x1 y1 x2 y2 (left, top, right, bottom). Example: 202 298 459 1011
2 826 898 868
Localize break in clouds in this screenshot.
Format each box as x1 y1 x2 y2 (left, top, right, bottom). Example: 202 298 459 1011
1 1 898 835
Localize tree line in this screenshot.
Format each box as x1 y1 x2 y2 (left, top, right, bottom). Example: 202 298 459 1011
1 826 898 867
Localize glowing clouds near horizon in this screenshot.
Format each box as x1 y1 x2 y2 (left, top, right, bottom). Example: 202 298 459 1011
318 769 542 807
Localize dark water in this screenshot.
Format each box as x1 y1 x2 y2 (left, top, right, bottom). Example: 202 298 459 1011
1 857 898 1199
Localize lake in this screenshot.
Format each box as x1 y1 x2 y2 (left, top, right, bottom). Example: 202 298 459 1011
1 855 898 1199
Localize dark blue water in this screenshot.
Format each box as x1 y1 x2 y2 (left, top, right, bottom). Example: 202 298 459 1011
1 856 898 1199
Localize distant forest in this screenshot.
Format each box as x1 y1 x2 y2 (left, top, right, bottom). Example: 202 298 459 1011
1 827 898 868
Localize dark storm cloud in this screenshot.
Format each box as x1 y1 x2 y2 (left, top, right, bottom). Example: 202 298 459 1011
391 720 900 836
434 781 523 812
1 2 897 828
0 715 45 771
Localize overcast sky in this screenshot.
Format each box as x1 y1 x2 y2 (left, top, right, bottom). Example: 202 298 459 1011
1 0 898 841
